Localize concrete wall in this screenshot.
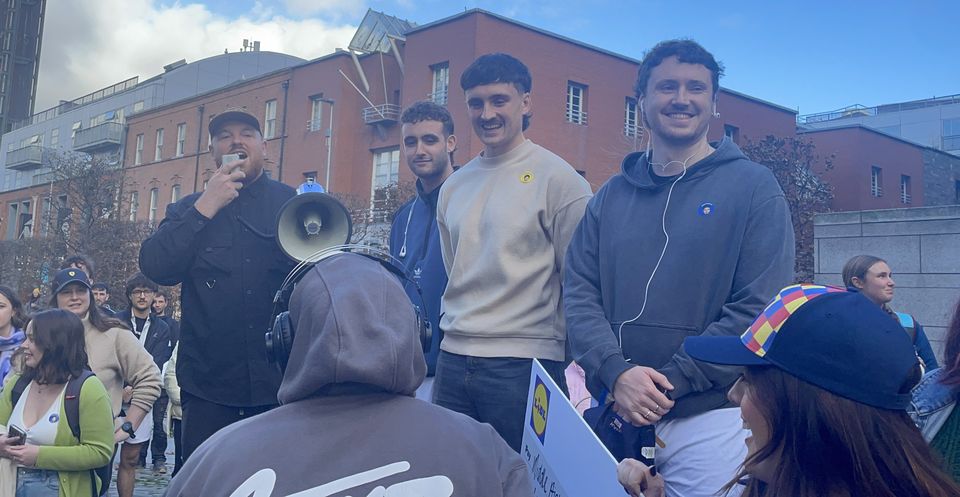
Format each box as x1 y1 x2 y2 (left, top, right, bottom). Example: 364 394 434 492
814 206 960 357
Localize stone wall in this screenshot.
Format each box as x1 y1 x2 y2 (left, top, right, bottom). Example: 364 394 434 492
814 206 960 358
923 149 960 206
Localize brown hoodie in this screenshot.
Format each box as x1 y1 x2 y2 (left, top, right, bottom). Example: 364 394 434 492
167 253 533 497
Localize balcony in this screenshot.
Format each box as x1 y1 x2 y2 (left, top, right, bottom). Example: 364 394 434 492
428 89 448 106
73 122 123 153
6 145 45 171
362 104 401 125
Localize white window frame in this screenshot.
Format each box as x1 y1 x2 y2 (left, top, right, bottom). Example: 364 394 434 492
566 82 587 125
264 100 277 139
624 98 638 137
309 97 323 132
176 123 186 157
129 191 139 221
50 128 59 147
148 188 159 222
431 62 449 105
134 134 144 165
171 184 181 204
155 128 164 161
870 166 883 197
900 175 911 204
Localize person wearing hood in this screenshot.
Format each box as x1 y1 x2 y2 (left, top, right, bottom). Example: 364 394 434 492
389 100 457 400
165 253 532 497
564 39 794 497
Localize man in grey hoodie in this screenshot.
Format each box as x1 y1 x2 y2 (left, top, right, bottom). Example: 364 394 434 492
166 253 532 497
564 40 794 497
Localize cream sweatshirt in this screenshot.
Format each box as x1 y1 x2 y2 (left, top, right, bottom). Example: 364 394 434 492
437 139 592 361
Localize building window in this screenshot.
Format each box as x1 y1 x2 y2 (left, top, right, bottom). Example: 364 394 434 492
900 175 911 205
871 166 883 197
309 97 323 132
6 203 17 239
129 191 139 221
176 123 187 157
431 62 449 105
148 188 159 222
133 101 144 113
943 118 960 152
50 128 58 147
155 128 164 161
955 180 960 204
171 184 181 203
724 124 740 144
372 148 400 189
566 82 587 125
624 98 638 137
264 100 277 139
70 122 81 145
134 134 144 165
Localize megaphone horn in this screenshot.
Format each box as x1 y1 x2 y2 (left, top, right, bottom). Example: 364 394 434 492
276 192 353 263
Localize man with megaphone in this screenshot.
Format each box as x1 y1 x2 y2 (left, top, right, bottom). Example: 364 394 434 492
139 107 296 465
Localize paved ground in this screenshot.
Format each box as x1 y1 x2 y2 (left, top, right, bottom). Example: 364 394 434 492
104 452 174 497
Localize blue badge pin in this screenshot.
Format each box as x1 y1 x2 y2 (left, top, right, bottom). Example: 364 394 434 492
699 202 715 216
49 413 59 423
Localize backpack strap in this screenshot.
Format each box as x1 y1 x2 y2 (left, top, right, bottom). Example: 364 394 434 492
9 374 29 408
64 370 95 440
894 312 918 344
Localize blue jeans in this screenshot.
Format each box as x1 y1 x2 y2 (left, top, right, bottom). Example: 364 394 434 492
16 468 59 497
433 351 568 452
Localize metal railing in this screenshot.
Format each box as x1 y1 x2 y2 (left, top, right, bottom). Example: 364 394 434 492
428 89 448 105
6 145 45 170
73 122 123 152
798 93 960 125
871 185 884 198
901 192 912 204
11 77 139 130
566 109 588 126
362 104 401 124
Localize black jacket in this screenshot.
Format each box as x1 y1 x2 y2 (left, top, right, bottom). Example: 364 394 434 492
139 173 296 407
116 310 174 370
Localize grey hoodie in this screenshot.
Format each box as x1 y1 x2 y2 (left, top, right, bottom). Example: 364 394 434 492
166 253 532 497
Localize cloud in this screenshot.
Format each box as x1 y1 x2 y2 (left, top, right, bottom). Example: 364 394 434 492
34 0 358 111
283 0 366 18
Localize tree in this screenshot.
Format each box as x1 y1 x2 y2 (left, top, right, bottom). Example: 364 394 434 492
0 151 152 305
330 181 416 248
741 136 834 282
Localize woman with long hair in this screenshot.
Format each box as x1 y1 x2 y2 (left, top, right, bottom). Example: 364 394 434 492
48 268 160 496
910 297 960 481
0 309 114 495
842 254 938 370
617 285 960 497
0 285 29 384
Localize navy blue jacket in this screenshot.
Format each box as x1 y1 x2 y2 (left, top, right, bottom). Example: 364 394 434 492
565 138 795 419
389 180 448 375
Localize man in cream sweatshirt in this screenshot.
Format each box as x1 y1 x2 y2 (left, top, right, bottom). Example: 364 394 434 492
435 53 592 452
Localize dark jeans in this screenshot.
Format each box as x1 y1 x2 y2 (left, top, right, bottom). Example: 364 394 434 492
180 390 276 464
432 351 568 452
171 418 183 476
139 393 169 464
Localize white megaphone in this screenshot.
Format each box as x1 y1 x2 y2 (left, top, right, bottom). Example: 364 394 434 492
276 192 353 262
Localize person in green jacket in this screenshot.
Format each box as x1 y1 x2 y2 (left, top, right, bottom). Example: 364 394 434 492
0 309 114 496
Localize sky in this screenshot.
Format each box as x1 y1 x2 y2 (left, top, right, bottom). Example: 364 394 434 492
34 0 958 117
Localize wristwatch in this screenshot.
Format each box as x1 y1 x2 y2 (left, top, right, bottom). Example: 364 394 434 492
120 421 136 439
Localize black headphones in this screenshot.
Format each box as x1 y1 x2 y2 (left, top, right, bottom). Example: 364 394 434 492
265 245 431 372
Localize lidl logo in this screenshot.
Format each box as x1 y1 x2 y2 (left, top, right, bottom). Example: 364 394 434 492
530 375 550 444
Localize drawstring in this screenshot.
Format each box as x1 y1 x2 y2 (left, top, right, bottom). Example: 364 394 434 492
398 201 415 258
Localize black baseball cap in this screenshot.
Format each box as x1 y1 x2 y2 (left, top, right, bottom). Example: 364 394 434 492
208 107 261 136
684 284 919 410
51 268 92 295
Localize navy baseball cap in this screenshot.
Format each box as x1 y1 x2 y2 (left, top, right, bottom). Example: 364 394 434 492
51 268 92 295
208 107 261 136
684 284 919 410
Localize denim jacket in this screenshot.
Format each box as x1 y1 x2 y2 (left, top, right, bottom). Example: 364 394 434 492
909 368 959 442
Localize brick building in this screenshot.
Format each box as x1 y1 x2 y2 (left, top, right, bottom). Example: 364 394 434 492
0 9 802 241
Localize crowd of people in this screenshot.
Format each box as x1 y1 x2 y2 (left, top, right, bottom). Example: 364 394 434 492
0 37 957 497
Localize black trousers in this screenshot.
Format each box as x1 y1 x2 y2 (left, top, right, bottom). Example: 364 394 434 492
138 393 169 464
171 418 183 476
180 390 276 464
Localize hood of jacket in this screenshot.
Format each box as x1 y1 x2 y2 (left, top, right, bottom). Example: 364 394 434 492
621 137 747 190
277 253 426 403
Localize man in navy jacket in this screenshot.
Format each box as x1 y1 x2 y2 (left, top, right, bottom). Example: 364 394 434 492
389 101 456 400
